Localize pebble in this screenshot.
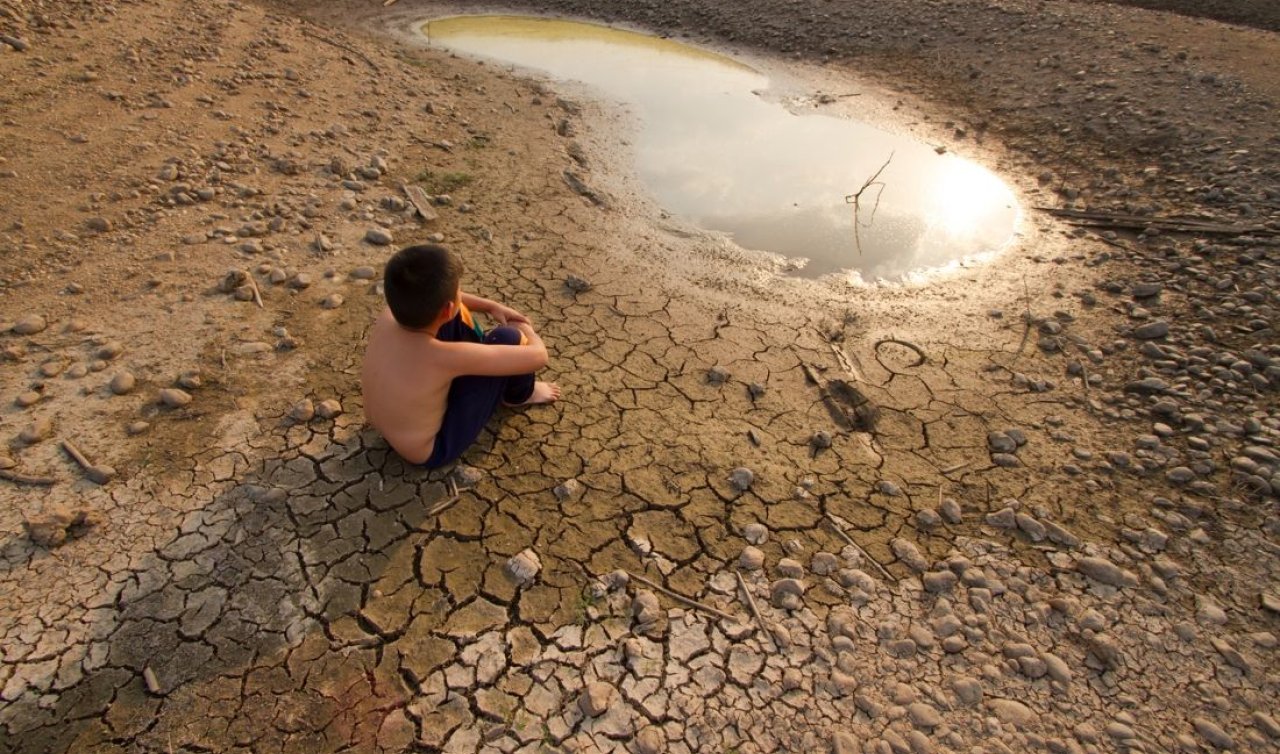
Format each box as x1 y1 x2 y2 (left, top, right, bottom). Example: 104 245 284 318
506 549 541 584
742 522 768 544
1191 718 1235 749
351 265 377 280
289 399 315 422
109 372 136 395
770 578 806 610
1076 556 1138 588
577 681 613 717
707 365 731 384
553 478 583 501
1133 321 1170 339
564 274 592 293
989 698 1035 729
126 421 150 435
176 371 201 390
14 391 40 408
453 465 484 487
18 418 52 444
890 538 929 572
158 388 192 407
365 228 394 245
12 315 47 335
811 552 838 575
739 546 764 571
729 466 754 492
315 399 343 419
777 558 804 578
320 294 344 309
940 498 962 523
908 702 942 729
635 727 664 754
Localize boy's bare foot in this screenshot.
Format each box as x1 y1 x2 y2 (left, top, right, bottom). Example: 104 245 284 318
506 381 560 406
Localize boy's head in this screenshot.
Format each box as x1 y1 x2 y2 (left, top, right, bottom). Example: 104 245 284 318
384 244 463 329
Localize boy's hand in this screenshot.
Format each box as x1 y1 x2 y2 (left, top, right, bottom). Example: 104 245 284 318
490 303 530 326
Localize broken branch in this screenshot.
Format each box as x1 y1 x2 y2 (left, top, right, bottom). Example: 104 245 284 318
735 570 776 651
627 571 738 622
824 514 894 581
844 152 894 256
1 468 57 486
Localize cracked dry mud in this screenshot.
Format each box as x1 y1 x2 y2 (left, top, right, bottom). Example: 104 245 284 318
1 1 1278 753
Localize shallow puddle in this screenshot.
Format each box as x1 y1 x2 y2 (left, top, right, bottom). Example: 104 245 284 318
425 15 1020 281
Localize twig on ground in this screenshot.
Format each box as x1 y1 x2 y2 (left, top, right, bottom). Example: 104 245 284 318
627 571 737 622
1 469 56 486
426 494 460 517
245 274 264 309
941 461 972 475
844 152 894 256
300 27 380 72
823 513 895 580
735 570 776 651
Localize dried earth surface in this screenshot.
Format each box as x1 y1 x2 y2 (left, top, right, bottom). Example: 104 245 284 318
0 1 1278 753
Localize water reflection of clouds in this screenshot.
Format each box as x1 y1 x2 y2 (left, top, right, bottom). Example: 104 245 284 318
428 16 1018 280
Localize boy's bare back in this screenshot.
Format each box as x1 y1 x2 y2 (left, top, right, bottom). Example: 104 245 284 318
361 308 453 464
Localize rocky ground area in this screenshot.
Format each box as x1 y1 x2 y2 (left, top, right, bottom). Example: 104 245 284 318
1 0 1278 753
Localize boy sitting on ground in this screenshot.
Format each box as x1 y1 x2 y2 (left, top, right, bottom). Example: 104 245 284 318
361 244 560 468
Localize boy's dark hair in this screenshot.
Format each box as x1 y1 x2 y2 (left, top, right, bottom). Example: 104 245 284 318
383 244 463 329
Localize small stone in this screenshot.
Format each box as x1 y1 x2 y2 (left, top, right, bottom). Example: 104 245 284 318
506 549 541 584
365 228 394 245
742 522 768 545
908 702 942 729
635 727 664 754
553 478 583 501
320 294 344 309
289 399 315 422
12 315 47 335
351 265 377 280
916 509 942 529
729 467 754 492
1252 712 1280 739
811 552 839 575
890 538 929 572
940 498 962 523
747 381 766 399
632 590 660 624
86 217 112 233
453 465 484 487
109 372 136 395
989 699 1035 729
1133 321 1170 339
18 418 52 444
96 342 123 360
176 371 201 390
811 430 832 449
739 546 764 571
126 421 150 435
988 431 1017 453
315 399 343 419
564 274 592 293
922 570 958 593
1261 593 1280 614
1191 718 1235 749
770 578 806 610
158 388 192 407
707 365 731 384
777 558 804 578
1076 556 1138 587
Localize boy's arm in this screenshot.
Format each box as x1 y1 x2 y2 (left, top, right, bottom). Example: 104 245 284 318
441 336 548 377
461 292 529 325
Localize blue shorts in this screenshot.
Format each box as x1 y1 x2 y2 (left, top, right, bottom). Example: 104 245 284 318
421 312 534 469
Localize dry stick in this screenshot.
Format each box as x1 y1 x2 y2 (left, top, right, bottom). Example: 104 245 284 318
626 570 738 622
245 273 264 309
824 514 894 581
300 27 380 72
844 152 894 256
426 495 459 517
0 468 56 486
941 460 972 475
60 439 91 469
735 571 776 651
